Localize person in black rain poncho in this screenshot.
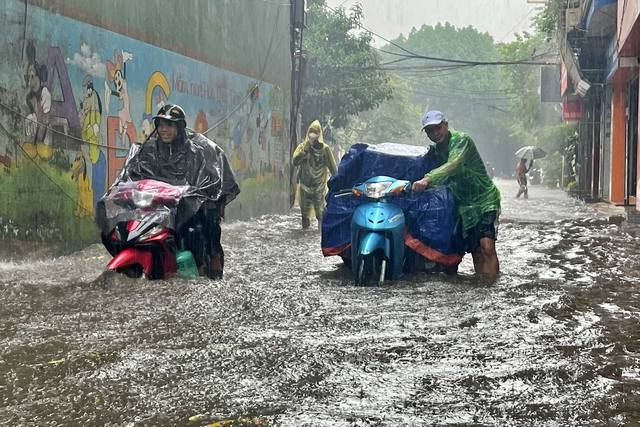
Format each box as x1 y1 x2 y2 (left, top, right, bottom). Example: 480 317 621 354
103 104 240 279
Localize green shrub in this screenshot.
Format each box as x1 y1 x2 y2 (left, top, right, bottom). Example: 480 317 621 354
542 155 562 187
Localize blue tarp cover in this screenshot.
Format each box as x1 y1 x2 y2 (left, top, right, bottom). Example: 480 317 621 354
321 143 463 265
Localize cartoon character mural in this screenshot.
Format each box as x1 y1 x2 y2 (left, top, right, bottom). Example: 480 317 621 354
23 41 53 161
71 149 94 218
139 93 165 141
0 0 297 249
269 109 286 180
256 102 269 168
231 118 246 183
105 50 133 148
193 109 209 136
79 75 102 146
0 147 12 172
79 74 107 208
138 70 171 143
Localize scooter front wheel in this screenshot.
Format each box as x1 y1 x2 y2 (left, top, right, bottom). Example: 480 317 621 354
355 252 385 286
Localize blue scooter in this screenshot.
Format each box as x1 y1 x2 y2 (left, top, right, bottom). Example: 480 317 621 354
335 175 411 286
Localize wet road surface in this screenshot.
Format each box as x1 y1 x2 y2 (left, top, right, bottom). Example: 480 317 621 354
2 179 640 426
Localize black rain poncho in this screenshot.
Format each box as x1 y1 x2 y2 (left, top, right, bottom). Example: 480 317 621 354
95 129 240 234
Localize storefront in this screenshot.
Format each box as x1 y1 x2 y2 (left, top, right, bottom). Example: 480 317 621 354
617 0 640 207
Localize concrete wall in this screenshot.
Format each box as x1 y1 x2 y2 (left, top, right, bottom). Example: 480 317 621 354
0 0 292 249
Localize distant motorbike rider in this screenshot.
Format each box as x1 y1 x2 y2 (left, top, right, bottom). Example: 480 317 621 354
107 104 240 279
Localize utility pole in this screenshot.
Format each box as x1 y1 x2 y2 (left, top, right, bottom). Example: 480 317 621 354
289 0 307 208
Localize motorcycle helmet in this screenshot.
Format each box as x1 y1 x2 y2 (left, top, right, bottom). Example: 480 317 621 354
153 104 187 133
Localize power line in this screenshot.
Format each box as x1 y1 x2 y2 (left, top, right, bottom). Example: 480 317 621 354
0 0 290 220
497 5 538 42
324 2 552 70
391 83 516 101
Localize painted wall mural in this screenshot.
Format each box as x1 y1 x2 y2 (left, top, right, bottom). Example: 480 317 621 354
0 1 291 246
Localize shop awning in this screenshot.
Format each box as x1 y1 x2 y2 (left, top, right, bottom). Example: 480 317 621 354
585 0 618 37
557 31 591 97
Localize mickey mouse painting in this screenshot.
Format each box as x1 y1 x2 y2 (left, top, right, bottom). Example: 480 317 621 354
23 41 52 160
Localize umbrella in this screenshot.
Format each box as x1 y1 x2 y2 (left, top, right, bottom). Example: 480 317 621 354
515 146 546 160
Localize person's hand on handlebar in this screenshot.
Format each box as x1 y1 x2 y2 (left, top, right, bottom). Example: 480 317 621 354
412 176 431 192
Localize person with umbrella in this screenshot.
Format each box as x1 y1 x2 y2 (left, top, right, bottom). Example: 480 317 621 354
516 157 534 198
514 146 546 198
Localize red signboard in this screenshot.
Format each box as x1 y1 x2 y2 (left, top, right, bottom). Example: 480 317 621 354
562 100 583 121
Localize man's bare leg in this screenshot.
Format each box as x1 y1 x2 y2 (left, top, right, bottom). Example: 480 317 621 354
472 237 499 279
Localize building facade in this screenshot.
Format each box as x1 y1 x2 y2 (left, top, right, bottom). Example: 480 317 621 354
557 0 640 207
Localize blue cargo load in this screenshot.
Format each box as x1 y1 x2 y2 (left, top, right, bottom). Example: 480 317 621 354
321 142 463 266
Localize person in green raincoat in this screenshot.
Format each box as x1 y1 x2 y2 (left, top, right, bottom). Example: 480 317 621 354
292 120 338 230
412 110 501 278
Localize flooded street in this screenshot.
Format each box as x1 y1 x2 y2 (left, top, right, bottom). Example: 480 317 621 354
2 178 640 426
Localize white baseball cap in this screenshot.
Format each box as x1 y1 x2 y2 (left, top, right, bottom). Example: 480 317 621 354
421 110 445 130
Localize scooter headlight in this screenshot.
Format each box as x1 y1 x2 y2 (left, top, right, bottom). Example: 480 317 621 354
364 181 392 199
138 224 165 242
131 189 157 208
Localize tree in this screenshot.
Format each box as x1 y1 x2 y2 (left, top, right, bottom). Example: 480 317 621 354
498 3 573 186
375 23 515 172
532 1 557 43
498 31 544 143
498 3 562 142
340 76 422 145
301 1 392 139
383 23 506 134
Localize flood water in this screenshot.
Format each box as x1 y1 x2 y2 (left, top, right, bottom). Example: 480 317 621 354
2 179 640 426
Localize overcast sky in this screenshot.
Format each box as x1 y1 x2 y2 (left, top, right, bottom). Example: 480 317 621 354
325 0 540 45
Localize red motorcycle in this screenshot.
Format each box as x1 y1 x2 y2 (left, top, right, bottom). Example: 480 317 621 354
97 179 202 279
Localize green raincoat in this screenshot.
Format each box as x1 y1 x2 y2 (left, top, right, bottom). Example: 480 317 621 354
424 129 501 233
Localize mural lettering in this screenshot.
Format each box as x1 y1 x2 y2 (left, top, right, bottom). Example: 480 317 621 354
107 116 136 186
46 46 81 131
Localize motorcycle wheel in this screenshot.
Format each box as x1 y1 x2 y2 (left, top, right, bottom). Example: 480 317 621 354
355 251 385 286
118 264 144 279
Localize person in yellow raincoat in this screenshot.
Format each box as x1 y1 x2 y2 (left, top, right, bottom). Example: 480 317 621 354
412 110 501 279
292 120 338 230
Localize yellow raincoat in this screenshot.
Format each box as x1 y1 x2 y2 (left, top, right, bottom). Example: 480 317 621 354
292 120 338 218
